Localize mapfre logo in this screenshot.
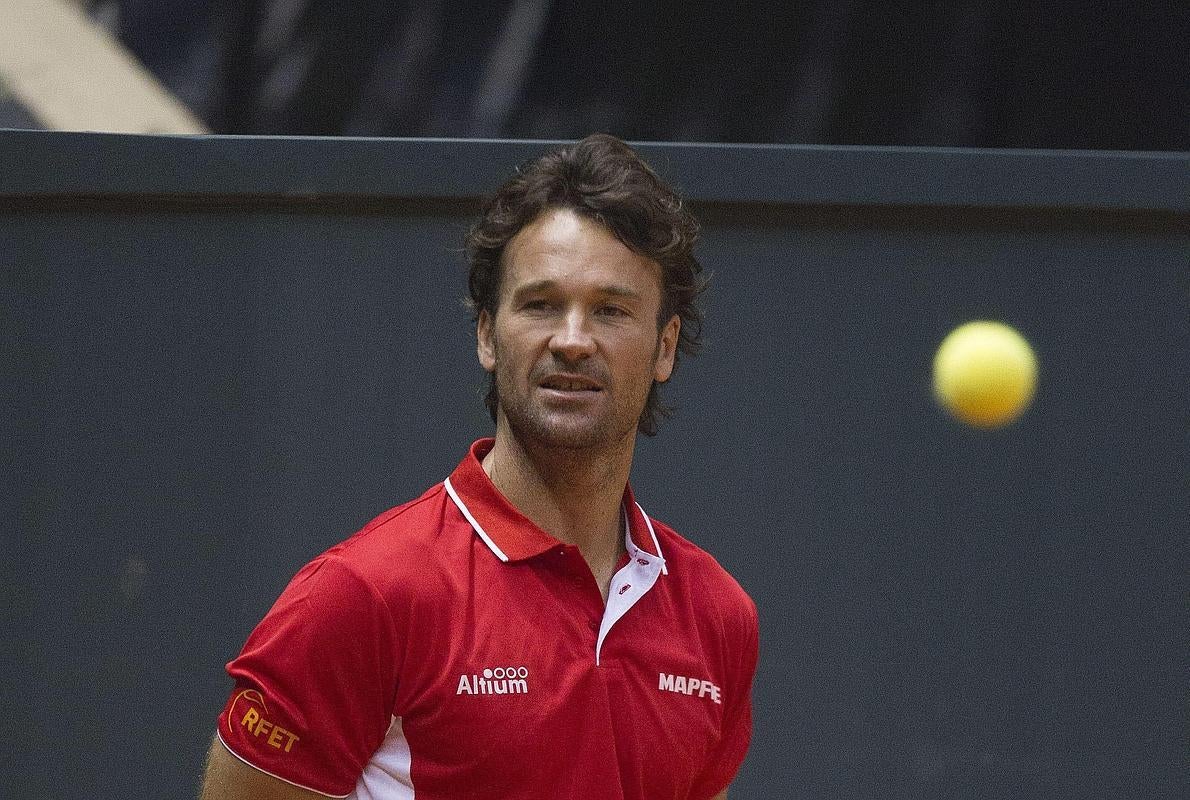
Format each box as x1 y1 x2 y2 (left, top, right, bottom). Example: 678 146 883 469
229 689 300 753
456 666 530 695
659 672 722 704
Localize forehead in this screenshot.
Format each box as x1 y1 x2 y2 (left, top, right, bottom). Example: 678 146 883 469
500 208 662 300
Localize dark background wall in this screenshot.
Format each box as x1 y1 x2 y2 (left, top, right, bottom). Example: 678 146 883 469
2 132 1187 798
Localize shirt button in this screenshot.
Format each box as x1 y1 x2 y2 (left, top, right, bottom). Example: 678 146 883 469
588 619 599 632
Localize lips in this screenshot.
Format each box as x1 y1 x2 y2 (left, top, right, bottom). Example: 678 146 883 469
538 374 603 392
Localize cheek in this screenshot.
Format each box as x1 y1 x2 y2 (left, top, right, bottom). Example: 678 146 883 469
623 337 666 384
492 325 540 374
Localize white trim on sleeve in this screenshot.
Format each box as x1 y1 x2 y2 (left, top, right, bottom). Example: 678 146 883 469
216 731 352 799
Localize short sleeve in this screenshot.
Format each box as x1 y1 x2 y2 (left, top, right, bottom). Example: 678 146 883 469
690 596 760 799
217 556 399 797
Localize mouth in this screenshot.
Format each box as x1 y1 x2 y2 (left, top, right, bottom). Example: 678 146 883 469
538 375 604 393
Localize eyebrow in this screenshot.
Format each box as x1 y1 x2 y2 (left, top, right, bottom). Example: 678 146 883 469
510 280 644 301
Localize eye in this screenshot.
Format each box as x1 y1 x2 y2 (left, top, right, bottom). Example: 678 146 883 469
597 305 630 318
520 299 552 312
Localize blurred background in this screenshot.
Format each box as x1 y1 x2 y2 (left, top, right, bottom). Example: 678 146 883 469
2 0 1187 147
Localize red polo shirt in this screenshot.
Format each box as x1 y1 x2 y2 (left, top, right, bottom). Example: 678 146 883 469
218 439 758 799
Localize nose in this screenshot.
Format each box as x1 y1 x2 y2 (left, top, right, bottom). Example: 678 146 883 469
548 308 597 362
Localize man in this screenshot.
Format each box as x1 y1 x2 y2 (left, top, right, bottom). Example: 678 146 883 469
200 134 758 799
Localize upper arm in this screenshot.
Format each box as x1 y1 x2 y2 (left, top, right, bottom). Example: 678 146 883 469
691 592 760 798
200 735 330 800
214 557 400 795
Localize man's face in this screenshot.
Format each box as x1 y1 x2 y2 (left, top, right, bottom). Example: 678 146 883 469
477 207 680 451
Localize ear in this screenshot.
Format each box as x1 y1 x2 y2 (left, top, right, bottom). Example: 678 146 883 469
477 309 496 373
653 315 680 383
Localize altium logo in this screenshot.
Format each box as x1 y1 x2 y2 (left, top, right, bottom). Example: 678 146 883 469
457 666 530 695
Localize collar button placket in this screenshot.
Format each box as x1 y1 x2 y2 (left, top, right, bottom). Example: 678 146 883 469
594 557 663 666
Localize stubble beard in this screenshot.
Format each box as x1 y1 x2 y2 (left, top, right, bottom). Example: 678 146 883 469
505 397 627 451
491 351 649 454
496 369 637 453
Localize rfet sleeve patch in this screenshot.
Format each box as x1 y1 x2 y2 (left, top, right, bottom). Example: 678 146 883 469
216 556 399 797
223 686 302 752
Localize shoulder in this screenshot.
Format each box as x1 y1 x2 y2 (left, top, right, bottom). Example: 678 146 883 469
293 482 465 606
650 516 758 631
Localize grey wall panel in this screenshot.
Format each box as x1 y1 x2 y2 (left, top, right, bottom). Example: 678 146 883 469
5 205 492 796
2 133 1187 799
644 207 1187 798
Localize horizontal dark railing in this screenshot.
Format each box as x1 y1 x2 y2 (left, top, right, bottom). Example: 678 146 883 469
1 130 1185 212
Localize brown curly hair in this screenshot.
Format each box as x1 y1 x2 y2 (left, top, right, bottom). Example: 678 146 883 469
466 134 707 437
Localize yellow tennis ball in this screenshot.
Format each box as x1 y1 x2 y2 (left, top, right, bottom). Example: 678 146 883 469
933 321 1038 428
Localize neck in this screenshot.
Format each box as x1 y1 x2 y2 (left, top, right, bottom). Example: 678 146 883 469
482 423 635 568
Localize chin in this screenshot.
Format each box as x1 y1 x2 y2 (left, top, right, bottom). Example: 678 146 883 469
530 425 609 451
510 412 628 451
